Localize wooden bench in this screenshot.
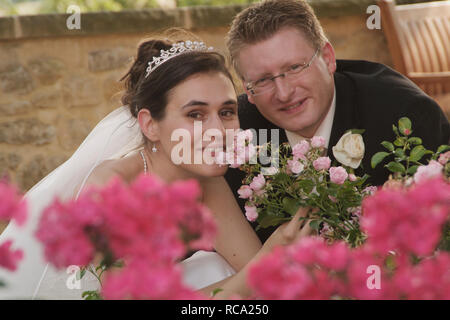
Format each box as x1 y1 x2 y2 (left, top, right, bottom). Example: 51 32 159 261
378 0 450 117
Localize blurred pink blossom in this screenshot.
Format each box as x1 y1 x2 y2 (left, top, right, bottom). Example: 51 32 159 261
0 240 23 271
414 160 443 184
438 151 450 165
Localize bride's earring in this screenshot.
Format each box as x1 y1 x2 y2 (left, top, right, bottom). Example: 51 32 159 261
152 143 157 153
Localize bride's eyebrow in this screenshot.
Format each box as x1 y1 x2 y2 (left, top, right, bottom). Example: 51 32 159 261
181 99 237 109
181 100 208 109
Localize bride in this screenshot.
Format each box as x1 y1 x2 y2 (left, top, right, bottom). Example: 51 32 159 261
0 37 312 300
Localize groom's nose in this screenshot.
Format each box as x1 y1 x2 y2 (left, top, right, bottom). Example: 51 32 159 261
273 77 294 102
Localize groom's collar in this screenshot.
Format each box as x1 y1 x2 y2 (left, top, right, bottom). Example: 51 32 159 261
284 86 336 149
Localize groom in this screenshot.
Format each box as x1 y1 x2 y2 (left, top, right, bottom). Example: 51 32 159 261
224 0 450 242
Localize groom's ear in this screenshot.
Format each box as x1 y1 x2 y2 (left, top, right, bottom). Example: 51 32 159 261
321 42 337 75
137 108 160 142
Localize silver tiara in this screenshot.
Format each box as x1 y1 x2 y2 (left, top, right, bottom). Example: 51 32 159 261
145 41 214 78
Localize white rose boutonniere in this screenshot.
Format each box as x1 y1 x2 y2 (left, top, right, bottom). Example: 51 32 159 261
332 131 365 169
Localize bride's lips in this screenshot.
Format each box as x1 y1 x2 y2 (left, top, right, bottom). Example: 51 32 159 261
279 98 308 115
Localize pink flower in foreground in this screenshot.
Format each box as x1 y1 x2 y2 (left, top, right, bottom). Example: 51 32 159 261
311 136 326 149
329 166 348 185
438 151 450 165
102 261 203 300
238 185 253 199
287 159 304 175
0 240 23 271
361 177 449 256
313 157 331 171
249 238 348 299
392 252 450 300
414 160 443 184
292 140 310 159
36 197 98 268
247 178 450 300
249 174 265 191
244 205 258 222
0 182 27 226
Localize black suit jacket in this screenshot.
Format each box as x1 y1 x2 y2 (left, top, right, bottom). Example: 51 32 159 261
225 59 450 243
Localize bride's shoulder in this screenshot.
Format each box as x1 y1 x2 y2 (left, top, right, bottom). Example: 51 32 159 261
85 156 138 188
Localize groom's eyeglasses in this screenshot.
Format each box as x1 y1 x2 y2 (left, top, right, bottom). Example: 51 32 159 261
245 49 319 96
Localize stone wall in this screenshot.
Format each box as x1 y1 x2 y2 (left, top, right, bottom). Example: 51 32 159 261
0 0 433 197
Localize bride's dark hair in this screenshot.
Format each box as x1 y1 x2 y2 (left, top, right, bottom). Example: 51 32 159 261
121 35 235 120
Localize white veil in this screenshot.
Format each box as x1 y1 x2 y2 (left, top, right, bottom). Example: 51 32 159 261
0 106 145 299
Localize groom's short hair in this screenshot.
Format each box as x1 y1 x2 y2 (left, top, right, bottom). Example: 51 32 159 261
227 0 328 77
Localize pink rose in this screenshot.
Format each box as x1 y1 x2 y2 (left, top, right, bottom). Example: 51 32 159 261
250 174 266 191
311 136 326 149
329 166 348 185
414 160 443 184
237 185 253 199
438 151 450 165
292 140 310 158
313 157 331 171
349 174 357 182
245 205 258 222
287 159 304 175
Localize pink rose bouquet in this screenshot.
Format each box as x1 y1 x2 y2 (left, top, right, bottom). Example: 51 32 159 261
231 131 370 248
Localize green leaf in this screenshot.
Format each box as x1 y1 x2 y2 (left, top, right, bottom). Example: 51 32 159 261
437 145 450 154
258 214 286 229
381 141 394 152
407 165 419 175
385 161 406 173
76 268 86 281
394 148 405 158
407 137 422 145
371 151 390 168
295 179 315 194
282 197 300 216
82 290 102 300
392 124 399 136
309 220 321 230
211 288 224 297
394 137 405 147
409 145 426 162
398 117 412 134
350 129 365 135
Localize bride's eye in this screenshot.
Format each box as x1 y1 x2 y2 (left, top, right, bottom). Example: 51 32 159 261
188 111 203 119
220 109 236 118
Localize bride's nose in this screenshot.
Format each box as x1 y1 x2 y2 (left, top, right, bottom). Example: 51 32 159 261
204 114 226 136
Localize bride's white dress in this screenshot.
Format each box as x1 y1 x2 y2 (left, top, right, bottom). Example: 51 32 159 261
0 106 235 299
